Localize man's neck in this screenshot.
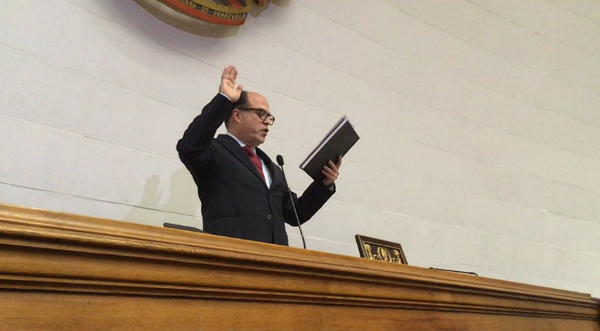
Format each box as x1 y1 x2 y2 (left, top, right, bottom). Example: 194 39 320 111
226 131 254 149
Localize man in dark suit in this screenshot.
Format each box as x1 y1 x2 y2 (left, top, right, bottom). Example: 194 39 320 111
177 65 342 246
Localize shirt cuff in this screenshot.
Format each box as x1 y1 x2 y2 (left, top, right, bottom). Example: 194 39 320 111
219 92 231 101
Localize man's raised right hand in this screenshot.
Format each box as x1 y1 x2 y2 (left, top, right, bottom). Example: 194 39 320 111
219 65 244 102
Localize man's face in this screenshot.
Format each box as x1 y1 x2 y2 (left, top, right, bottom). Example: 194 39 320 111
236 93 273 147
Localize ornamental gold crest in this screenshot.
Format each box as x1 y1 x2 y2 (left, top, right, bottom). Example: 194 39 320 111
152 0 269 26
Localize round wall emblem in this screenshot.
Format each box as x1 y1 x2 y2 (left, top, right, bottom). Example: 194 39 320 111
156 0 268 26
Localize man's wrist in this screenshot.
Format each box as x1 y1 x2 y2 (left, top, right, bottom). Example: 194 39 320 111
219 92 232 101
327 182 336 192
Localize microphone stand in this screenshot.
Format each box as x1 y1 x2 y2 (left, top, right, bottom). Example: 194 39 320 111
276 155 306 249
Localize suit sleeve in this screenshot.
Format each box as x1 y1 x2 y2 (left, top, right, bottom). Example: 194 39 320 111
177 94 233 173
283 181 335 227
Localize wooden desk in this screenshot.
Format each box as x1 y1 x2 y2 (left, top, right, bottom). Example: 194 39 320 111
1 203 598 330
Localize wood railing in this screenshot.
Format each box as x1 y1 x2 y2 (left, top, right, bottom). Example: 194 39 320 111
1 202 598 331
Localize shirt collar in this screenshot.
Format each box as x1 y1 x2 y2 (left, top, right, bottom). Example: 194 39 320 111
226 132 255 152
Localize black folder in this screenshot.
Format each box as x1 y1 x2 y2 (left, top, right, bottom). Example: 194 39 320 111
300 116 359 181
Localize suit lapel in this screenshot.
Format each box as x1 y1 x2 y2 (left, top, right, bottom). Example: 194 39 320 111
217 134 267 187
256 148 283 192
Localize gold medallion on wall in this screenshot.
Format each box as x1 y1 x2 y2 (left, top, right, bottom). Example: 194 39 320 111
134 0 274 36
157 0 258 26
136 0 270 31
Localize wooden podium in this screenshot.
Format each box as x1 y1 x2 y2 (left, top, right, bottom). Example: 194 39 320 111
1 202 598 331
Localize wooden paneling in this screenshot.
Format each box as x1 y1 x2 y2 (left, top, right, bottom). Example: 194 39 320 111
1 202 599 331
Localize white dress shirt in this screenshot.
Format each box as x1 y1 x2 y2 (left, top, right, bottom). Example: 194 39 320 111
226 132 272 189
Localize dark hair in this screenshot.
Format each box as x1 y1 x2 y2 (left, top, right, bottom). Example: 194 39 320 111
225 91 249 129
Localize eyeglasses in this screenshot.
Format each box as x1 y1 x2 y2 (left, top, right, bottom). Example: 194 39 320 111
238 108 275 125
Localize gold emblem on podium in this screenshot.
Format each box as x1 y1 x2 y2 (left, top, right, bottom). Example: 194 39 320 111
355 235 408 265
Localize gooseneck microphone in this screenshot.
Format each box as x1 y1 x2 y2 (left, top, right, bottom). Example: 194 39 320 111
276 155 306 249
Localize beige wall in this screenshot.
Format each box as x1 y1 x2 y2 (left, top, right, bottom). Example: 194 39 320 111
1 0 599 296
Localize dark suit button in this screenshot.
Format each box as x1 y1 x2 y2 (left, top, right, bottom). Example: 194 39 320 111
267 215 272 220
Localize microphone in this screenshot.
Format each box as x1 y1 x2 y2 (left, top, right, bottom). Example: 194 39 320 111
276 155 284 167
276 155 306 249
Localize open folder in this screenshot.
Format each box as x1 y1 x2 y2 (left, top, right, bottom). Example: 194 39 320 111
300 116 360 181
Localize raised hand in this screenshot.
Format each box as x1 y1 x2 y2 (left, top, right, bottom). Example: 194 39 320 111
322 155 342 187
219 65 244 102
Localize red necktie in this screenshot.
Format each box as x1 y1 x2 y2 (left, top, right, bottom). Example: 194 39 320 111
242 146 265 182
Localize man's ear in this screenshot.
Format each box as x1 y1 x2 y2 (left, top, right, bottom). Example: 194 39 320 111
231 109 243 123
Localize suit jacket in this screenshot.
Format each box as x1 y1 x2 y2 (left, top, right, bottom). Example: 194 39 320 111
177 94 335 245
